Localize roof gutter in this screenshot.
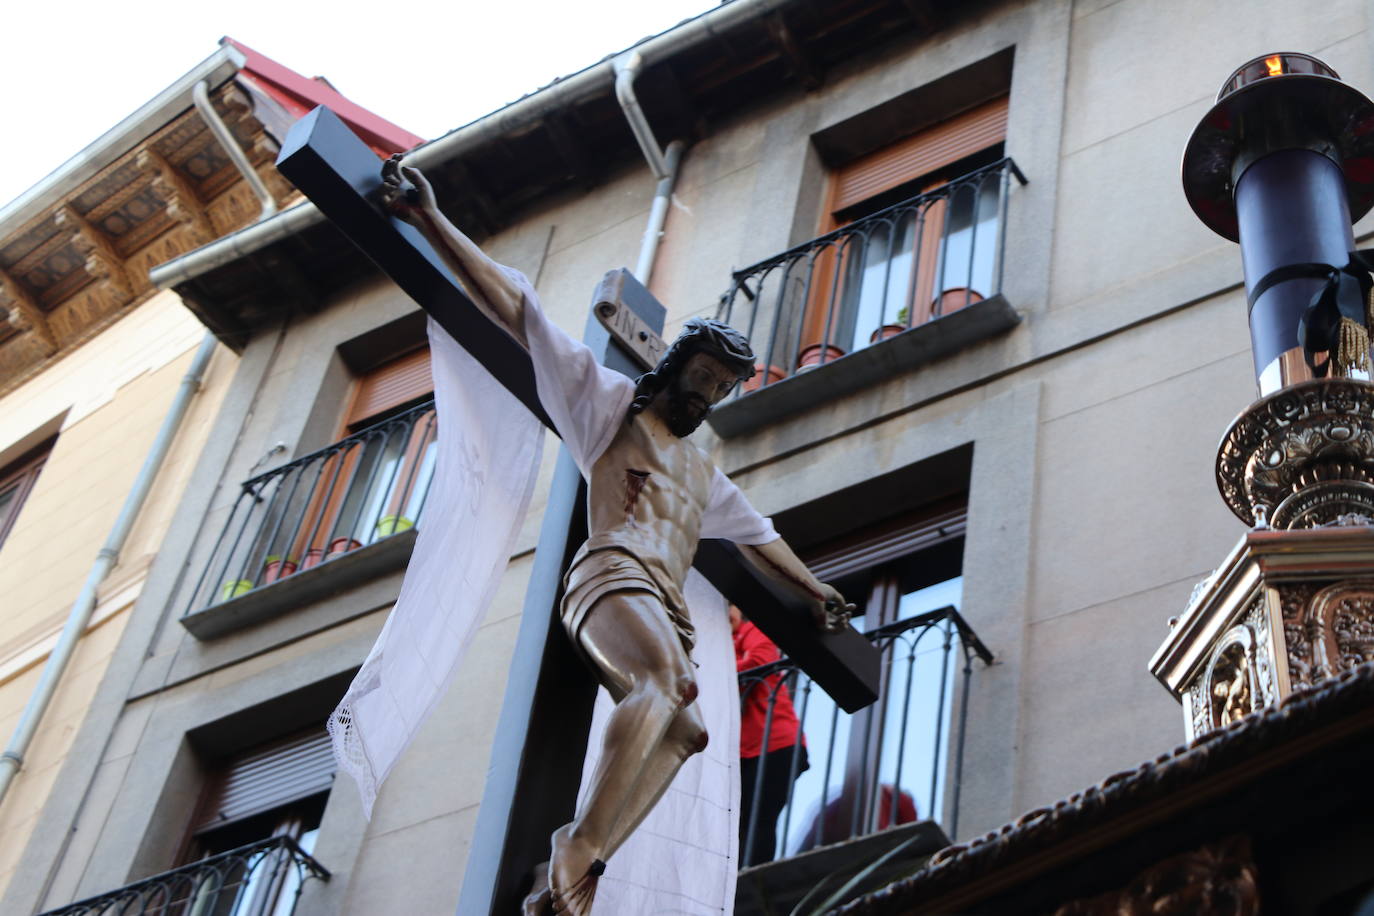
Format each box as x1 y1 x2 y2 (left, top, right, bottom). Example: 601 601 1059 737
0 45 246 238
149 0 793 292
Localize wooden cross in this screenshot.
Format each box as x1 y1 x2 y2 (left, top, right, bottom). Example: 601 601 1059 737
276 106 879 912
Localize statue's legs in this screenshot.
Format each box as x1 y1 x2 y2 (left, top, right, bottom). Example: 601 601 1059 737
547 590 707 914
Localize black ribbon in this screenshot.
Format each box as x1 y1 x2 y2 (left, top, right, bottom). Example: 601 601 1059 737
1248 249 1374 376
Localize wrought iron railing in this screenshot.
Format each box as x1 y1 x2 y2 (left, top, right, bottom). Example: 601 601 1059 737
186 399 437 614
718 158 1027 393
39 836 329 916
737 606 992 868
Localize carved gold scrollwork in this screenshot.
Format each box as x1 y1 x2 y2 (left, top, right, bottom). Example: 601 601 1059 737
1052 834 1260 915
1304 580 1374 681
1217 379 1374 528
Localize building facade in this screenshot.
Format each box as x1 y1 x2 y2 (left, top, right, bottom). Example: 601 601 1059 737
0 38 419 910
6 1 1374 913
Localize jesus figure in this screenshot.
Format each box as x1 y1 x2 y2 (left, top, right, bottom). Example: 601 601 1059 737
382 157 852 915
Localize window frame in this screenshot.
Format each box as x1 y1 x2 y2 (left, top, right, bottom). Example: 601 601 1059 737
799 97 1009 359
290 345 435 564
751 501 968 860
0 438 53 553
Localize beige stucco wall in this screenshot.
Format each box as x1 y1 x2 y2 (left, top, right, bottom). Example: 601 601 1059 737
11 0 1374 913
0 290 235 899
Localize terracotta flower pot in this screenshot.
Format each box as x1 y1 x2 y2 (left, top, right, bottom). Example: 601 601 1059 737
869 324 907 344
326 537 362 559
796 344 845 371
301 548 326 570
262 558 298 584
742 364 786 393
932 287 984 316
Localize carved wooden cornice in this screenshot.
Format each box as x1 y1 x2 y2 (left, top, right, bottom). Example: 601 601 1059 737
0 268 56 355
55 203 136 301
137 149 214 246
0 81 283 390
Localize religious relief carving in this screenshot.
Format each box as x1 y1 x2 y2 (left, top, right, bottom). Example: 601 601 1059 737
1305 580 1374 680
1051 834 1260 916
1209 639 1254 727
1189 607 1271 736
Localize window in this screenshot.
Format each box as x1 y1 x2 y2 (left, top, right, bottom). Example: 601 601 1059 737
803 97 1008 357
287 346 438 565
738 501 975 865
0 439 52 554
188 346 438 613
178 727 334 916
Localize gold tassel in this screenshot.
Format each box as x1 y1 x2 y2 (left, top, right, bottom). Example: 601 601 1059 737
1336 315 1371 376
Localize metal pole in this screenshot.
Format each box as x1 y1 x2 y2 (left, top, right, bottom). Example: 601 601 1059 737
0 333 218 806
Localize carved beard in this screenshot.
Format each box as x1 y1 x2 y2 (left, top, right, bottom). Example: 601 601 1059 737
664 385 710 438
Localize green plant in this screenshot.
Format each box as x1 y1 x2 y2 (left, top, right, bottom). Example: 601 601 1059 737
790 830 933 916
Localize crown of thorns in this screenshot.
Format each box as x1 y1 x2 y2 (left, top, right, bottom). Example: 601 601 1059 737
628 318 756 417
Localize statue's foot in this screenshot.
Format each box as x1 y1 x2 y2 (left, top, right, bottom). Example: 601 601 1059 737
521 860 551 916
549 825 604 916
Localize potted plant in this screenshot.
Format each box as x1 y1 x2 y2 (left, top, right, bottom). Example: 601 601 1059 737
326 537 363 559
301 548 326 570
375 515 415 537
870 305 910 344
796 343 846 370
262 555 298 584
741 363 786 393
220 579 254 602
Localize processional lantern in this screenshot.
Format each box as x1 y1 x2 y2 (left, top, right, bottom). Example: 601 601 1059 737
1152 53 1374 738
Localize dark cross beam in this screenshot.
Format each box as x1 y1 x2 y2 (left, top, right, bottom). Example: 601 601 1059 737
276 105 880 910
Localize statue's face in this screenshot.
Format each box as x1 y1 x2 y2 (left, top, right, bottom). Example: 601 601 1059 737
660 352 744 437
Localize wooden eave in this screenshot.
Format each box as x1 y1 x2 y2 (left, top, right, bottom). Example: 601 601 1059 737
0 80 295 395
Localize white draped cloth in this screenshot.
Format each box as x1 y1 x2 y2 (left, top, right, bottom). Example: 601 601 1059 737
329 268 777 913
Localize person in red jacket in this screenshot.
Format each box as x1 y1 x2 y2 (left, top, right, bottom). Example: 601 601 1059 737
731 605 809 866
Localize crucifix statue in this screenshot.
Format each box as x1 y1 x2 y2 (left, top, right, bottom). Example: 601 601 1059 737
275 105 879 916
381 158 854 914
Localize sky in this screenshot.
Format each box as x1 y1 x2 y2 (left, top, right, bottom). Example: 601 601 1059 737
0 0 717 208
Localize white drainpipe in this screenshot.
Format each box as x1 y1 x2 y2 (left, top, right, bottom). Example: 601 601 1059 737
192 79 276 221
0 332 218 806
614 52 686 286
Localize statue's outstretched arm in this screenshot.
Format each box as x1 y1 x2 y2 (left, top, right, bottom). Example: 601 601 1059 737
740 538 855 633
381 156 528 347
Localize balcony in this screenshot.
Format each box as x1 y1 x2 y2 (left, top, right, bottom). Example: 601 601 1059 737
38 836 329 916
710 158 1026 437
734 606 992 915
181 400 437 638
